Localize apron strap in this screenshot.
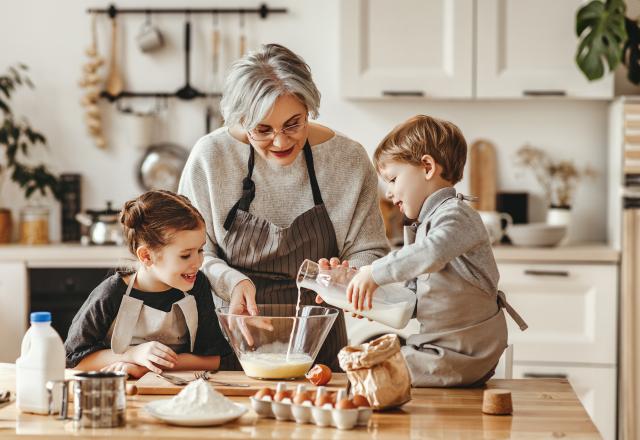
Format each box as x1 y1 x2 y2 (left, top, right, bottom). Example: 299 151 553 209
223 139 321 230
497 290 528 331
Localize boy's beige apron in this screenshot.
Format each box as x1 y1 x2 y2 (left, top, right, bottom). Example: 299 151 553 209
215 140 347 371
402 194 528 387
106 272 198 354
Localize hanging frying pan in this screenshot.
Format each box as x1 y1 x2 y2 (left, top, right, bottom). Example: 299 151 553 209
137 143 189 192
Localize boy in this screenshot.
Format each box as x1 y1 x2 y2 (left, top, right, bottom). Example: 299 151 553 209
348 115 527 387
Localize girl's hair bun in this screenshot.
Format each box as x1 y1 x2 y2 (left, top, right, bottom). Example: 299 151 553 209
120 200 144 230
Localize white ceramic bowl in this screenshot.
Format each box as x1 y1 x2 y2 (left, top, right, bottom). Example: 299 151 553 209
507 223 567 247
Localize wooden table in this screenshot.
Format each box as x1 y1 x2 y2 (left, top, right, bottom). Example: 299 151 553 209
0 364 600 439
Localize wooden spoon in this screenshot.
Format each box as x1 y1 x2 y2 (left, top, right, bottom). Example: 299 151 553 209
105 16 124 96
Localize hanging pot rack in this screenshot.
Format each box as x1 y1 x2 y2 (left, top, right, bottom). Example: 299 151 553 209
85 3 287 102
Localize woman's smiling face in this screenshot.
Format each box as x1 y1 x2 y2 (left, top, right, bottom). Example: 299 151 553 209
246 94 309 166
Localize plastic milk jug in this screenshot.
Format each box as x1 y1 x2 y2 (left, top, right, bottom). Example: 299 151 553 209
16 312 65 414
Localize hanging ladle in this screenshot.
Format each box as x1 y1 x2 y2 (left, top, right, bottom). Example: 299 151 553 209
176 16 204 100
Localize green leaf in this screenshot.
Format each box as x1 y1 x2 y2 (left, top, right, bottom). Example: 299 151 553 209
575 0 627 81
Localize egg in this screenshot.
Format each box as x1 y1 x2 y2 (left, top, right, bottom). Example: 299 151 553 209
254 387 274 400
352 394 371 408
293 390 312 405
315 393 334 407
336 398 356 410
305 364 332 386
274 390 292 402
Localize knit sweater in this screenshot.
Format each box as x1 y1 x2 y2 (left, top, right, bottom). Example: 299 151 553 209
178 127 390 301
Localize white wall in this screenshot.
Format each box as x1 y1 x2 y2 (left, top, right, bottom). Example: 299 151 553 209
1 0 610 243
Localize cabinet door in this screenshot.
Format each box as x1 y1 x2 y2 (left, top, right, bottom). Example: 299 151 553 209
476 0 614 99
340 0 473 99
0 262 28 362
513 364 616 440
498 263 617 364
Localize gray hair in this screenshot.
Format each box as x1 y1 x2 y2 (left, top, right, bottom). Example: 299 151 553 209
220 44 321 130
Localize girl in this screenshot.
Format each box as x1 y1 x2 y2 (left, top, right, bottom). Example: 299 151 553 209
65 190 230 378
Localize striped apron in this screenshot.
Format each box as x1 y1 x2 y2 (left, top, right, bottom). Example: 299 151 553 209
215 140 347 371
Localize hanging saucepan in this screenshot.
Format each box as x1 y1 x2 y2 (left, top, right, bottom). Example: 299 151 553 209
137 143 189 193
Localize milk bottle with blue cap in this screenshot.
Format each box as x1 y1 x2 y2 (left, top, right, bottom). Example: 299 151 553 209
16 312 65 414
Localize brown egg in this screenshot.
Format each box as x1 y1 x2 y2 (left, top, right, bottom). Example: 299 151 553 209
336 398 356 410
293 390 312 405
315 393 334 407
254 387 273 400
352 394 370 408
274 390 292 402
305 364 332 386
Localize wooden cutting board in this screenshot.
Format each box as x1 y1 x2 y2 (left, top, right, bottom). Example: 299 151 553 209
135 371 349 396
469 139 497 211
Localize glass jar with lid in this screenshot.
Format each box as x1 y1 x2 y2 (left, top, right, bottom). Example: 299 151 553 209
19 206 49 245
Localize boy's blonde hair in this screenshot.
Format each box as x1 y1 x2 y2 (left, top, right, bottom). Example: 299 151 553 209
373 115 467 184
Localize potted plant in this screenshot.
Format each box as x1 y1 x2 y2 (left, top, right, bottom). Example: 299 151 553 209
514 145 597 228
0 64 61 243
575 0 640 85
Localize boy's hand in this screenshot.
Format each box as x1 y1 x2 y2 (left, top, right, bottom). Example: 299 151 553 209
100 362 149 379
124 341 177 374
347 265 379 311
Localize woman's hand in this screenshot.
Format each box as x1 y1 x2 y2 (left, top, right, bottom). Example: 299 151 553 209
314 257 350 305
347 265 379 311
229 279 258 316
229 279 272 346
124 341 177 374
100 362 149 379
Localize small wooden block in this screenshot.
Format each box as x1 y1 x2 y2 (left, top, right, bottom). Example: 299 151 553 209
482 389 512 415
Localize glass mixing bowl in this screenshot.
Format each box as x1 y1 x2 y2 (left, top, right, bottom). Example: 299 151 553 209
215 304 338 380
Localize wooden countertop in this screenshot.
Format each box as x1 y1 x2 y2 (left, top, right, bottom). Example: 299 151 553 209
0 364 601 439
0 242 619 267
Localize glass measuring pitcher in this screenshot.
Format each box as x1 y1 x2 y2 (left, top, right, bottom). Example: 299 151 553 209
296 259 416 329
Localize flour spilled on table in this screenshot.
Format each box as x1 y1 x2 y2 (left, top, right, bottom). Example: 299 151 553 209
155 379 238 417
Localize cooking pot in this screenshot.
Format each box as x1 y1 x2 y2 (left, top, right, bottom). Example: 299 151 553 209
75 201 124 245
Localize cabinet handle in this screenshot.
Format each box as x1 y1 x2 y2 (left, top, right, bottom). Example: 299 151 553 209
523 372 568 379
522 90 567 97
523 269 569 277
382 90 425 97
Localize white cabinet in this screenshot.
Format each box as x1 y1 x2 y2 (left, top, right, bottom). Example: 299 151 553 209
499 262 618 364
340 0 474 98
0 262 28 362
500 261 618 440
476 0 613 99
340 0 614 99
513 364 616 440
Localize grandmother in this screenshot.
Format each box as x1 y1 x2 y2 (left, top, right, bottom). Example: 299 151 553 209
178 43 389 371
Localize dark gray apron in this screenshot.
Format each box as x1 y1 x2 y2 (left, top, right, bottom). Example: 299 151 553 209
215 140 347 371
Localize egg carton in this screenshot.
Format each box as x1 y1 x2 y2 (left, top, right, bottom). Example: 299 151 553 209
249 384 373 430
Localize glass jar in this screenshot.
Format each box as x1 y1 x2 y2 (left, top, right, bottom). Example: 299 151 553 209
19 206 49 245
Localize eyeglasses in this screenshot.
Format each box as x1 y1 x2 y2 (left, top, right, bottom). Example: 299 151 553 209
246 118 307 143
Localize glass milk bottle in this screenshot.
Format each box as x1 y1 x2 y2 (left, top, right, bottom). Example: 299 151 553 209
16 312 65 414
296 259 416 329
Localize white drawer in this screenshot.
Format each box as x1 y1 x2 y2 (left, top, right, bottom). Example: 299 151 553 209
499 263 618 364
513 363 616 440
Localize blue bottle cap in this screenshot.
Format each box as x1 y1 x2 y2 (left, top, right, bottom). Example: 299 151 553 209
30 312 51 323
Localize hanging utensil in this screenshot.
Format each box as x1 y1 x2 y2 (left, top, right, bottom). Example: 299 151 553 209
206 13 222 133
239 11 246 57
105 14 124 97
175 15 203 100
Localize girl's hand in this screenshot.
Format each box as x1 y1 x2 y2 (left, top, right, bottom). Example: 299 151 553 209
314 257 350 304
124 341 177 374
100 362 149 379
347 265 379 311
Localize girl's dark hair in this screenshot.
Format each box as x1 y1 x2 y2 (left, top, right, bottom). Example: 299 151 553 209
119 190 205 255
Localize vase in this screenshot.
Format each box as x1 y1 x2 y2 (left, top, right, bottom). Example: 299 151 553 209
19 205 50 245
546 205 571 245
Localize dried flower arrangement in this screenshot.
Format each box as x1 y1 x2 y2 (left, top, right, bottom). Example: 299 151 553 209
515 144 597 209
